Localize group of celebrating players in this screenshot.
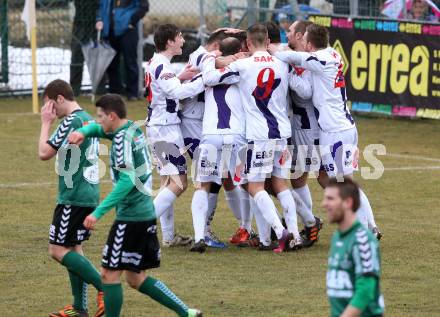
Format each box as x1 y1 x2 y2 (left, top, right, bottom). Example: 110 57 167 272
145 21 382 254
38 18 384 317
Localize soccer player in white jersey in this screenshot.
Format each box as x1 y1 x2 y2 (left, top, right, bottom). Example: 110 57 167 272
201 24 304 253
272 23 382 239
145 24 205 247
189 36 249 252
259 20 323 250
181 30 246 249
285 20 324 247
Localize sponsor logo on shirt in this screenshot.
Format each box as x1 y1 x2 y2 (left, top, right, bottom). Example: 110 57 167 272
254 56 274 62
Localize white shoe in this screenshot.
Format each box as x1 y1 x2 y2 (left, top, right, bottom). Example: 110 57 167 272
162 234 193 247
288 236 303 251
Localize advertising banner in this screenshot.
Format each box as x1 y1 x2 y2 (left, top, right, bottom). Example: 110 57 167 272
309 15 440 119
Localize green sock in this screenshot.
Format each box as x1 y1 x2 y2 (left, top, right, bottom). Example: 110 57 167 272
68 270 88 311
61 251 102 291
138 277 188 317
102 283 123 317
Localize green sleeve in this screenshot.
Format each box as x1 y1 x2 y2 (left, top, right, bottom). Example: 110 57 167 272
77 123 107 138
349 275 377 311
91 170 135 219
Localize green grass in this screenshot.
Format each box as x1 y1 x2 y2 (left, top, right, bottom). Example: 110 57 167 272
0 97 439 316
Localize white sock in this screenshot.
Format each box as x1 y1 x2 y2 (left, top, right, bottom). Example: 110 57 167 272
277 190 300 238
205 193 218 235
239 187 252 232
160 206 174 242
358 188 377 229
153 187 177 218
253 190 284 239
251 197 271 246
225 186 242 224
291 185 316 227
191 189 209 242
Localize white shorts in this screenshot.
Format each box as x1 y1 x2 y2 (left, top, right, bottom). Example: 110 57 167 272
291 128 321 173
180 118 202 160
320 127 359 177
146 124 187 175
246 139 292 182
195 134 247 185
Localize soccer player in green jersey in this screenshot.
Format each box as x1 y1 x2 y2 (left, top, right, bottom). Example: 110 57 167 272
68 94 202 317
38 79 104 317
323 178 384 317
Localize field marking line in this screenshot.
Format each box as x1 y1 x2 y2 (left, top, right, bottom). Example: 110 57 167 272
0 179 112 189
382 166 440 171
0 112 37 117
385 153 440 163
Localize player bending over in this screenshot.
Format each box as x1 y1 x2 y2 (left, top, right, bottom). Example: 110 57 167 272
201 24 306 253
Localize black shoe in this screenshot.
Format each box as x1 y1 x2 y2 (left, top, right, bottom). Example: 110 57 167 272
257 242 279 251
190 239 207 253
301 216 323 248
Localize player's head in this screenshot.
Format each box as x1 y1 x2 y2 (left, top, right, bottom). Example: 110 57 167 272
206 30 230 51
304 23 329 52
95 94 127 133
288 20 313 51
42 79 75 118
154 24 184 56
246 23 269 52
265 21 281 44
233 30 249 52
219 37 242 57
322 178 360 224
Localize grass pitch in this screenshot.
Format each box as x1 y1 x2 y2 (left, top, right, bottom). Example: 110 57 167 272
0 97 439 316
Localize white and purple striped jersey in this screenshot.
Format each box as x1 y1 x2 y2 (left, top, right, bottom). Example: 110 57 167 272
275 47 355 133
289 67 319 131
145 53 204 126
201 51 292 141
180 46 208 120
203 83 245 136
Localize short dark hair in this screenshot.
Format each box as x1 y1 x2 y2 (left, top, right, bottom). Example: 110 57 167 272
247 23 268 47
154 24 180 52
326 177 360 211
265 21 281 44
305 23 329 49
95 94 127 119
43 79 74 101
294 20 313 35
207 30 230 45
219 37 242 56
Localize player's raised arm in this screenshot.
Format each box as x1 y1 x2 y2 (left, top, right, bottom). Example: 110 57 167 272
38 100 58 160
157 64 205 100
200 54 240 86
275 50 327 73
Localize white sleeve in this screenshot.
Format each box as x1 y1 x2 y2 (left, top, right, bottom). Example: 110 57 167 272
157 66 205 100
275 51 326 73
200 55 240 86
289 70 312 99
